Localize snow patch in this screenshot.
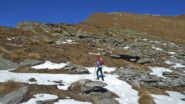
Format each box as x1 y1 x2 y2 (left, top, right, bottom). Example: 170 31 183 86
7 38 11 41
142 38 148 41
88 52 100 56
168 52 176 55
56 39 77 44
54 99 92 104
21 94 58 104
165 60 185 69
32 61 67 69
152 47 163 51
0 66 139 104
152 91 185 104
150 67 172 78
87 66 115 74
123 46 129 50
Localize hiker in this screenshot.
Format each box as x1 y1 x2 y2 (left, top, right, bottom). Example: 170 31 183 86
96 55 104 81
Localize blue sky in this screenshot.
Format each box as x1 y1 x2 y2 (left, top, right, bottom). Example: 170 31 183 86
0 0 185 27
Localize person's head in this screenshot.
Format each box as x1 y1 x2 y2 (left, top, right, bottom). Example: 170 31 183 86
96 55 101 60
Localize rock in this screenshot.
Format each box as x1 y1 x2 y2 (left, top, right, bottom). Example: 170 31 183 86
64 63 90 74
17 22 51 32
0 57 19 70
20 59 43 67
95 98 118 104
137 58 152 64
110 54 140 62
85 81 107 88
29 78 37 82
68 80 117 103
78 79 92 86
0 86 28 104
181 98 185 101
53 80 64 86
162 72 179 78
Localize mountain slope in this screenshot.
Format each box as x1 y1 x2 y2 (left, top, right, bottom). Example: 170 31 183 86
79 12 185 45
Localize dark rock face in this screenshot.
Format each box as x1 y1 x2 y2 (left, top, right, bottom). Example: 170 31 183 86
110 54 140 62
0 86 28 104
68 79 118 104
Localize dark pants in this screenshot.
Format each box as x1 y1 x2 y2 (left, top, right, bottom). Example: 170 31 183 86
96 67 104 81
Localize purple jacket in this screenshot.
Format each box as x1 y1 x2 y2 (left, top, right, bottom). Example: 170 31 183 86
96 59 103 68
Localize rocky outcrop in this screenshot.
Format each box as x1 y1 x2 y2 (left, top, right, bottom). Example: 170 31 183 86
68 79 118 104
0 57 19 70
17 22 51 32
0 86 28 104
110 54 140 62
115 67 185 89
64 63 90 74
20 59 43 67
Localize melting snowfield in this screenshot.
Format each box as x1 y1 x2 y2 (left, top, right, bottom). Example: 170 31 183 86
150 67 172 78
152 91 185 104
21 94 58 104
0 61 185 104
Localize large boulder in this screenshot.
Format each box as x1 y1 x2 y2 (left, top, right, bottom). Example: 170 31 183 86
20 59 43 67
0 57 19 70
137 58 152 64
63 63 90 74
68 79 118 104
0 86 28 104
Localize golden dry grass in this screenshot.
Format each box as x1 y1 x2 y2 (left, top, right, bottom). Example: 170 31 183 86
7 49 27 61
79 12 185 45
138 88 155 104
0 81 24 96
28 53 41 60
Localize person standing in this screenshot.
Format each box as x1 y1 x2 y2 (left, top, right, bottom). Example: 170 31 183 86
96 56 104 81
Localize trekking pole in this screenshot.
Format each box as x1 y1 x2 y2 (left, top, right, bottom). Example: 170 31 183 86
94 66 96 81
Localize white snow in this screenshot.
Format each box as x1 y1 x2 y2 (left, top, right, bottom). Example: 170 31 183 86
7 38 11 41
1 60 184 104
168 52 176 55
97 48 104 51
123 46 129 50
165 60 185 69
152 47 163 51
88 52 100 56
152 91 185 104
54 99 92 104
142 38 148 41
149 40 161 44
87 66 115 74
56 39 77 44
0 65 139 104
62 39 72 44
21 94 58 104
32 61 67 69
150 67 172 78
